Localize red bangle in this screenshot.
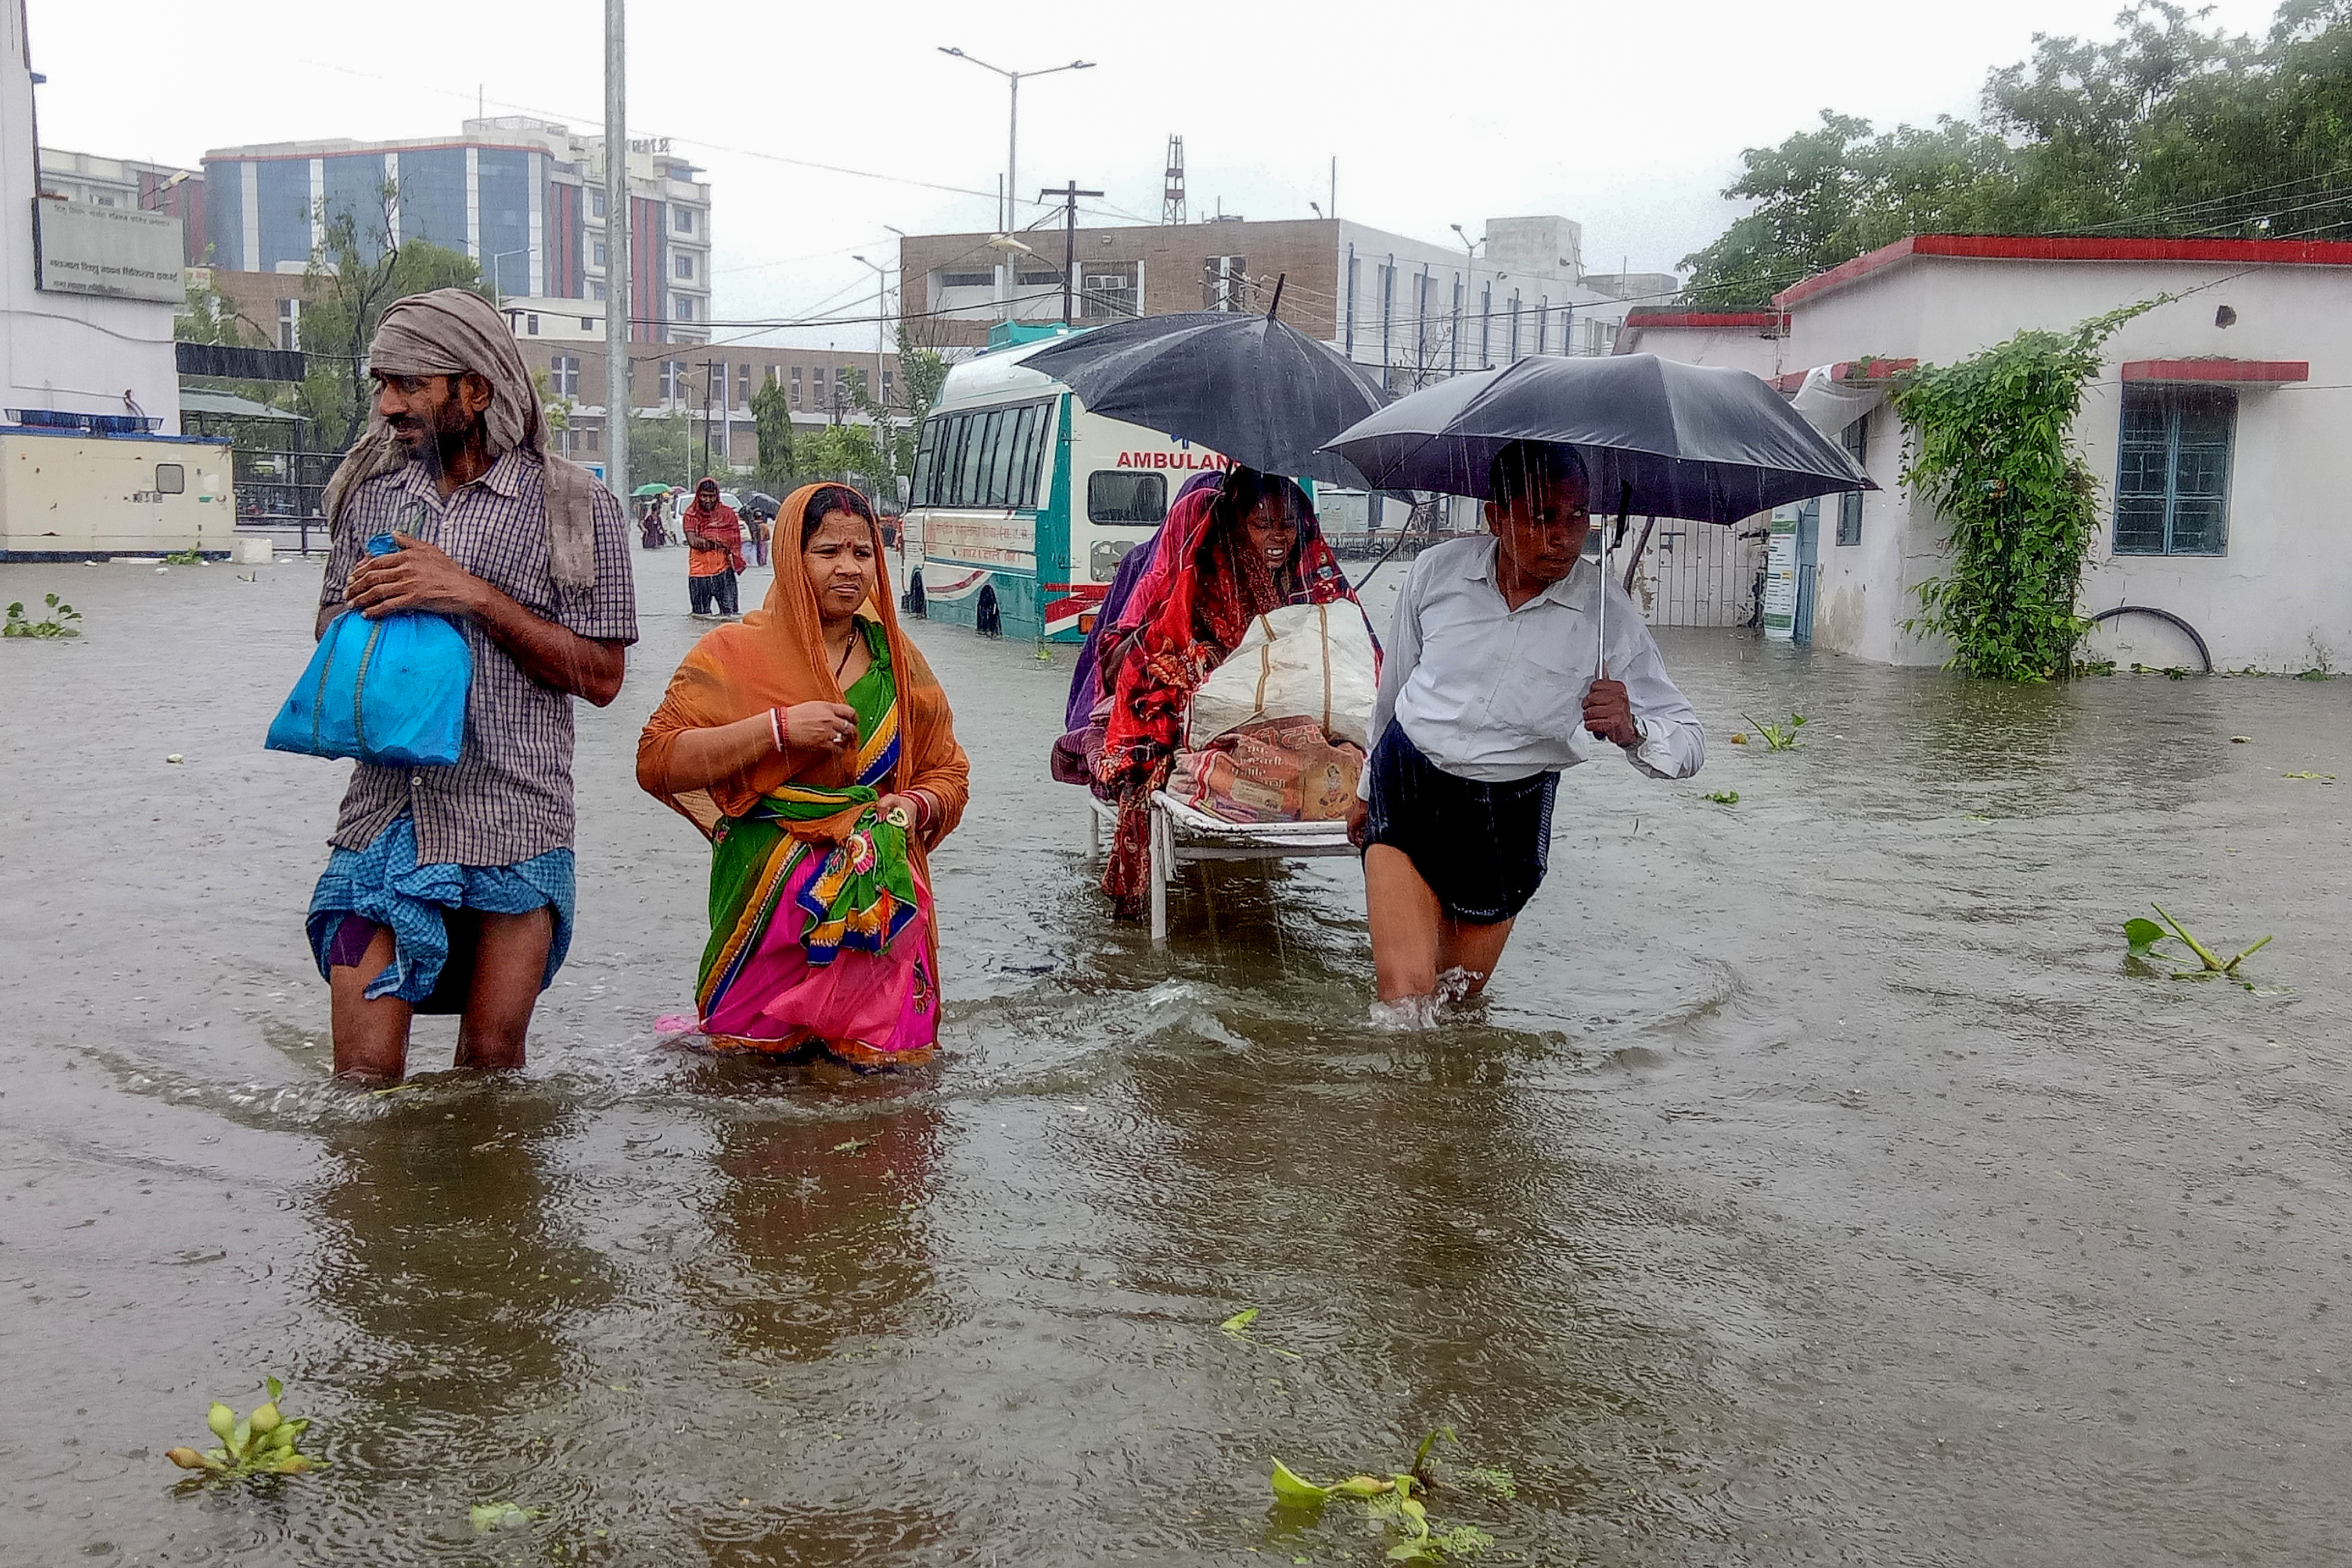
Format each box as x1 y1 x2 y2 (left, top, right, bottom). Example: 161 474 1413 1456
769 706 786 754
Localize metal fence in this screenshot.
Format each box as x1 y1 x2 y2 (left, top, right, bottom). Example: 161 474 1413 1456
1637 520 1769 628
232 448 337 553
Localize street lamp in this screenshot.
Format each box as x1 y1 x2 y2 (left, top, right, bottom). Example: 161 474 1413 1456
140 169 190 212
851 253 890 360
487 247 530 310
938 47 1094 317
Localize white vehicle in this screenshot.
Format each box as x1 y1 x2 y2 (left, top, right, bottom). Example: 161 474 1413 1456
903 327 1232 642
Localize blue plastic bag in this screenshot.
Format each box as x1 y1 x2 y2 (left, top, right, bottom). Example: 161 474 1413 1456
265 534 473 767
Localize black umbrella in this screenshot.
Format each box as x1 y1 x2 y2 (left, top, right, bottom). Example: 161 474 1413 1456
740 491 781 522
1318 353 1872 520
1018 307 1388 488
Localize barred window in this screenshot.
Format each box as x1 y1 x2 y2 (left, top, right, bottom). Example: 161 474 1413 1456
2116 386 2234 555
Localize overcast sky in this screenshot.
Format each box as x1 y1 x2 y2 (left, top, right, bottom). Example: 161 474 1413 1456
29 0 2285 350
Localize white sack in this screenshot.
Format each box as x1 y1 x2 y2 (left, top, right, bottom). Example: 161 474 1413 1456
1186 601 1378 751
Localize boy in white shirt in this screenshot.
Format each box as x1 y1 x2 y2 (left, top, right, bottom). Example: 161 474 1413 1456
1346 441 1706 1004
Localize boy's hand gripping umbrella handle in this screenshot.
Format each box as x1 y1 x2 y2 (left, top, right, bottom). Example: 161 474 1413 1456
1588 479 1632 740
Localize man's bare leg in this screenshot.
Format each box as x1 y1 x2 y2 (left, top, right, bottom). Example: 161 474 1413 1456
330 923 415 1083
453 907 556 1071
1365 844 1450 1002
1437 916 1516 997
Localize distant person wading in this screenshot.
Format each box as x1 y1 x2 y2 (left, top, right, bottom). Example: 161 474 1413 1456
684 477 746 617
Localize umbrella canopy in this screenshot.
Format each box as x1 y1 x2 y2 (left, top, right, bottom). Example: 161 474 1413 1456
1320 354 1874 522
740 491 781 521
1019 311 1387 488
632 483 675 498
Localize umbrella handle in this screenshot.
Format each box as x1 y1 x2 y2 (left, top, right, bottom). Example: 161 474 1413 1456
1595 478 1631 696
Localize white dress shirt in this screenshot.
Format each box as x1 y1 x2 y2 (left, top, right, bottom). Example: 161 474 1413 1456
1362 535 1706 796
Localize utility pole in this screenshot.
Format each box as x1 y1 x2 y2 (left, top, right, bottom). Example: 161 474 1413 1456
1041 182 1102 325
699 358 720 476
1450 225 1483 376
603 0 630 500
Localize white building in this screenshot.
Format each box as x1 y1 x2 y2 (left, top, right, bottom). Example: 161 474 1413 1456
1617 239 2352 672
1779 236 2352 672
2 5 181 432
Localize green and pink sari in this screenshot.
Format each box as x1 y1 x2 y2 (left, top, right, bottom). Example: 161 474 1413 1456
696 623 940 1066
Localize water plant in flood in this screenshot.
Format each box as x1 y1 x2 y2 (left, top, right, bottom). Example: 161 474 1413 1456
2125 903 2272 982
3 594 81 638
1740 712 1806 750
164 1377 325 1479
1220 1306 1301 1361
1268 1429 1498 1562
1702 790 1740 805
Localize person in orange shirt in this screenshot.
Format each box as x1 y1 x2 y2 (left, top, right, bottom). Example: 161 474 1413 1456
682 476 746 616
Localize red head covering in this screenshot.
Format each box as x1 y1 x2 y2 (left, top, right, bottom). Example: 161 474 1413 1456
1093 473 1357 904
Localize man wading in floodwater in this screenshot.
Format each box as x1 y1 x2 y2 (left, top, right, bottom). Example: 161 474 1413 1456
1347 440 1704 1006
305 289 638 1083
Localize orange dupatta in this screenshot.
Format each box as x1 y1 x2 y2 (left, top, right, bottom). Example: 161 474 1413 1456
636 483 970 859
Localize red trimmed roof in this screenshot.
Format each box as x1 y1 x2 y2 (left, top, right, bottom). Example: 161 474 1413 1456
1773 357 1919 393
2121 358 2308 383
1774 233 2352 308
1621 308 1788 330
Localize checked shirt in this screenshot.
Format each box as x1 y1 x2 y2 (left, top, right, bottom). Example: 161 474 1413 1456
317 448 638 867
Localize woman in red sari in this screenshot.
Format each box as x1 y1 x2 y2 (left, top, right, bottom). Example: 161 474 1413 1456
1094 467 1360 911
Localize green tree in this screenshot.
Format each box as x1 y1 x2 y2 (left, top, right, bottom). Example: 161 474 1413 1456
628 409 697 494
795 423 887 494
293 183 492 449
1680 1 2352 305
750 376 796 495
843 348 947 504
176 273 261 346
1890 300 2162 681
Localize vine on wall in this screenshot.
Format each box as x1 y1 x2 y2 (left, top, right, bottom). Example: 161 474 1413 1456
1889 300 2161 682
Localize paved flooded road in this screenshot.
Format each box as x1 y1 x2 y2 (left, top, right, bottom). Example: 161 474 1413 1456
3 551 2347 1565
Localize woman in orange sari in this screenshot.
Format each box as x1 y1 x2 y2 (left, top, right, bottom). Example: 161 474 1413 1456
637 483 970 1067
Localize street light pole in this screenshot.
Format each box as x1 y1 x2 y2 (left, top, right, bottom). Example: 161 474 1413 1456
603 0 630 501
938 48 1094 321
488 247 529 310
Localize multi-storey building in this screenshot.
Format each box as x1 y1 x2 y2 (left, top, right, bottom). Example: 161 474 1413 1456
201 116 710 344
898 212 1635 383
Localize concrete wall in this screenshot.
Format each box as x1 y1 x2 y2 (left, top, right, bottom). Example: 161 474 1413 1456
3 6 181 433
1786 257 2352 671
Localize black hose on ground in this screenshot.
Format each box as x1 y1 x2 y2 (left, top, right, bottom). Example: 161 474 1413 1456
2085 605 2213 674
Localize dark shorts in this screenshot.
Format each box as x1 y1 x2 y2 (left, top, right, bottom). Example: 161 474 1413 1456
691 568 739 616
1362 723 1558 925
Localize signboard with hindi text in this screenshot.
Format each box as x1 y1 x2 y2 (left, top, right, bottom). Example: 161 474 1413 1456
34 197 184 304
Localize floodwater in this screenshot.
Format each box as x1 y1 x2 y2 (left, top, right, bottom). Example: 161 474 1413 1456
3 547 2349 1566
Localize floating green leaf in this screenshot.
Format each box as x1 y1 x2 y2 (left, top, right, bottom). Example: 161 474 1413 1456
1270 1459 1333 1507
1267 1432 1499 1563
2125 902 2274 983
1220 1304 1302 1361
165 1378 325 1482
470 1501 539 1533
1741 713 1806 751
1702 790 1739 805
3 594 82 639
